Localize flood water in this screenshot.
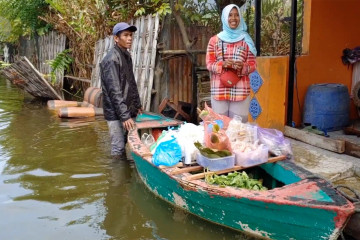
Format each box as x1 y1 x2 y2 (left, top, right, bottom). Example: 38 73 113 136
0 77 252 240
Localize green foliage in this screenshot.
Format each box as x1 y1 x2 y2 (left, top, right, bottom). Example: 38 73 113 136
205 170 267 190
134 0 171 18
45 0 65 14
134 0 218 29
105 0 140 21
244 0 304 56
0 0 49 41
176 0 219 28
194 141 232 159
42 0 110 79
36 24 53 36
46 49 73 84
0 61 10 69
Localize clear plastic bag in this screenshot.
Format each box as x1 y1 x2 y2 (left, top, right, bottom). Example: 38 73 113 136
257 128 292 157
245 124 258 143
200 103 231 129
226 115 246 142
141 133 155 148
204 120 232 151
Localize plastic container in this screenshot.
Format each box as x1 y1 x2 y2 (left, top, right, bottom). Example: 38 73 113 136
303 84 350 131
234 144 269 167
196 152 234 171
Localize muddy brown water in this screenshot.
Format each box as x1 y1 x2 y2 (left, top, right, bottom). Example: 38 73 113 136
0 78 253 240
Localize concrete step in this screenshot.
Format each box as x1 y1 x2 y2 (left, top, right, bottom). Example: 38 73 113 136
289 138 360 182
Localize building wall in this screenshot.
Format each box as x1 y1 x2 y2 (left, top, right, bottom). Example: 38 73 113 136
168 25 214 105
294 0 360 125
249 56 289 131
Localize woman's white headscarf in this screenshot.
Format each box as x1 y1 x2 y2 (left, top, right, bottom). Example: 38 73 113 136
217 4 257 56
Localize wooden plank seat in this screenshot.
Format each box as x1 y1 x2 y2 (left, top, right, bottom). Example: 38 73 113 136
157 155 288 178
170 165 204 175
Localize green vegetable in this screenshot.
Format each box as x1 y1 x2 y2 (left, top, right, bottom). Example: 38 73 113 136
194 141 231 159
212 124 220 133
205 171 267 191
210 134 219 143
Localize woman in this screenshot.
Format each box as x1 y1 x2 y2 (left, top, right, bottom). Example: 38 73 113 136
206 4 257 122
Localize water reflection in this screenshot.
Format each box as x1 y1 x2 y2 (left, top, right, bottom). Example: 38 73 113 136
1 103 108 206
0 79 109 239
103 160 249 240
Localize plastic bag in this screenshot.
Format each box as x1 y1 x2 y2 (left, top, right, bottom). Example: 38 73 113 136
204 121 232 151
141 133 155 148
234 144 269 167
200 103 231 130
257 127 292 157
176 123 204 164
245 124 258 143
150 128 178 154
226 115 247 143
152 137 182 167
200 104 232 151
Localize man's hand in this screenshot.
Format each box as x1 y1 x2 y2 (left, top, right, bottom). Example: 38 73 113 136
138 107 143 115
123 118 135 131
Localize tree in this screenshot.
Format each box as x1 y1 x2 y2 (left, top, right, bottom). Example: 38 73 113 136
0 0 49 42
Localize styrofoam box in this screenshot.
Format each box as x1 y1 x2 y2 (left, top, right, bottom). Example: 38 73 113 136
234 145 269 167
196 152 235 171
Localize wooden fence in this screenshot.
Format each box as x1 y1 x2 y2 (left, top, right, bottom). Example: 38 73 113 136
2 57 63 100
1 32 66 100
38 31 67 90
91 14 160 111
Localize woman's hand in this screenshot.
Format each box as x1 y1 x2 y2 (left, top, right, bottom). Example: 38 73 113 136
233 61 244 71
123 118 135 131
223 60 243 70
223 60 234 68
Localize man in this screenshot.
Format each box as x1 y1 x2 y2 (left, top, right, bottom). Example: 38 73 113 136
100 22 142 157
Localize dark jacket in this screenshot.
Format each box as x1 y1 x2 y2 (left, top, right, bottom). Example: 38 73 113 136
100 45 142 121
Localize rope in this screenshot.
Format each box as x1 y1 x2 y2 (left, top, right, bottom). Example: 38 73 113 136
340 231 345 240
61 88 82 100
334 185 360 203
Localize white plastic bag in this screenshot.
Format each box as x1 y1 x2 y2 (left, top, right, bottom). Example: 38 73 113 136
177 123 204 164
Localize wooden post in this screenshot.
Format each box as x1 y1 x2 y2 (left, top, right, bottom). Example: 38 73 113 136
284 126 345 153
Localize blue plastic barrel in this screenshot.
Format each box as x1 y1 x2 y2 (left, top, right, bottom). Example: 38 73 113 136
303 83 350 131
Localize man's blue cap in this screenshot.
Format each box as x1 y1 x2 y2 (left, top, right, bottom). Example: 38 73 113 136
113 22 137 35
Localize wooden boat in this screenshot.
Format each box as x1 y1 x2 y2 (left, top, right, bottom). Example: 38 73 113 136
128 113 355 240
